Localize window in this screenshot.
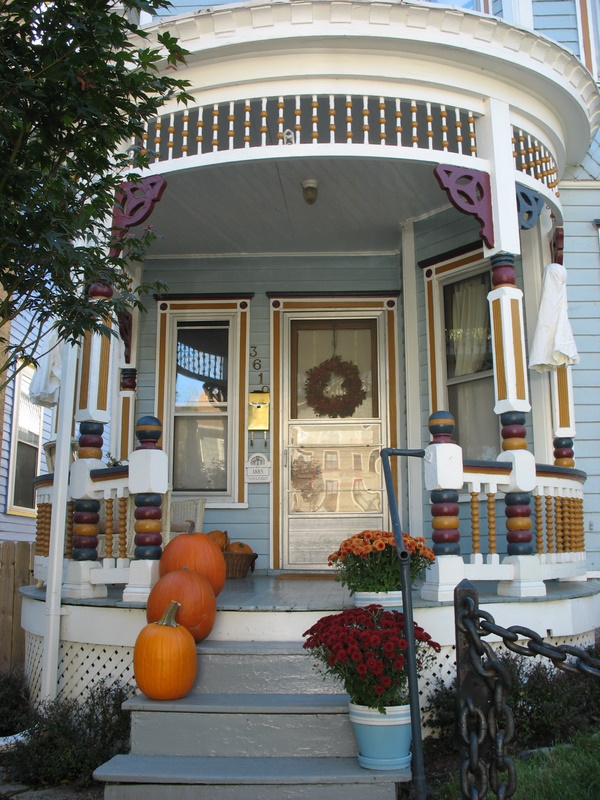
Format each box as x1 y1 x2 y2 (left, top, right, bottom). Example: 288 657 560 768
8 365 42 513
443 271 498 460
423 248 500 461
157 298 250 505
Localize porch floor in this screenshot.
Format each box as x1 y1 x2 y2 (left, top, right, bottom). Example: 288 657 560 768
23 573 600 611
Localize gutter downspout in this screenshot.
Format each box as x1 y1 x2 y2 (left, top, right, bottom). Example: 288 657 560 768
40 341 79 702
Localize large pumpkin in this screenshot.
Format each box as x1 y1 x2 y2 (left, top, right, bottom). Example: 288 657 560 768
133 601 197 700
160 531 226 596
146 569 217 643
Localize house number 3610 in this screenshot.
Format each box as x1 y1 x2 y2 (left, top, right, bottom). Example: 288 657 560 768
250 345 269 392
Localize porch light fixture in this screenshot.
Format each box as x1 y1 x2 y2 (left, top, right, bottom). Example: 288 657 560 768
302 179 318 205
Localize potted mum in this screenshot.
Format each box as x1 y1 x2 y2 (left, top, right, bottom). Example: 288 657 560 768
328 529 435 609
303 605 440 770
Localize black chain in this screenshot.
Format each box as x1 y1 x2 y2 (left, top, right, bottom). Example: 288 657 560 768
456 585 600 800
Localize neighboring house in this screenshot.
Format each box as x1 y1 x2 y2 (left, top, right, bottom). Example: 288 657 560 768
0 314 52 543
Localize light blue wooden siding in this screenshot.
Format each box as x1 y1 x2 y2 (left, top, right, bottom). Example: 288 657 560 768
0 316 53 542
532 0 581 58
559 184 600 570
138 253 401 560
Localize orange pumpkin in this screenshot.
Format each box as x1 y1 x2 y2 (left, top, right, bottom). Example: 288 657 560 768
133 601 197 700
207 529 230 551
160 531 226 596
226 541 254 554
146 569 217 643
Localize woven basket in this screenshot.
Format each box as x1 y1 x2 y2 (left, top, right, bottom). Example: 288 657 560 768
224 551 257 579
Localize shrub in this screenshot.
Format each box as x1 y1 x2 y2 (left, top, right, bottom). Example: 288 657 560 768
0 668 32 736
423 646 600 754
3 680 132 787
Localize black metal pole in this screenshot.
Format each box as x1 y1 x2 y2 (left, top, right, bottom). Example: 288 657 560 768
381 447 427 800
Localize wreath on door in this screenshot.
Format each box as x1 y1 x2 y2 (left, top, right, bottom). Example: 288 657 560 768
304 355 367 418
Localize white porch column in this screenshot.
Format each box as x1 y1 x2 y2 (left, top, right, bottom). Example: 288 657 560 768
476 98 521 257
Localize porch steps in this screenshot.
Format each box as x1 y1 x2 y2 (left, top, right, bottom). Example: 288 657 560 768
94 640 411 799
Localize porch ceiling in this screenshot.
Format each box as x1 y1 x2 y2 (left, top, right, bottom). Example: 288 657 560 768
143 155 448 257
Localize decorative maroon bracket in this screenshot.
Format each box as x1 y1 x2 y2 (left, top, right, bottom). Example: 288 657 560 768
433 165 494 249
112 175 167 230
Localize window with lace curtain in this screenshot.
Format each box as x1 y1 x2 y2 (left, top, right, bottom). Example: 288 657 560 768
443 270 499 460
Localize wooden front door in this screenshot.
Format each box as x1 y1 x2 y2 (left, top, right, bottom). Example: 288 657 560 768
276 307 395 570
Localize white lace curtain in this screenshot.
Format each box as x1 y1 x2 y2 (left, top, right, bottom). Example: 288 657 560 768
450 274 490 377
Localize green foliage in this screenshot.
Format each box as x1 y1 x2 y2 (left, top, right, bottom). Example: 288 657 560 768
0 668 32 736
433 732 600 800
0 0 193 380
3 680 132 787
423 646 600 753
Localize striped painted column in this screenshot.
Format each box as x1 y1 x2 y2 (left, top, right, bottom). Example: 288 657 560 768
427 411 461 556
488 253 534 556
70 282 114 561
132 416 165 561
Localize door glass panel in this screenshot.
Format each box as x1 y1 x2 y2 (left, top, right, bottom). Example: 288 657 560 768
288 424 382 514
291 320 377 419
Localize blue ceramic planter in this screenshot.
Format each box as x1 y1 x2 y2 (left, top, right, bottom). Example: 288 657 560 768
348 702 412 770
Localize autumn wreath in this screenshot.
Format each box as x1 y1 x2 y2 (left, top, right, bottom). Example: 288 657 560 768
304 355 367 418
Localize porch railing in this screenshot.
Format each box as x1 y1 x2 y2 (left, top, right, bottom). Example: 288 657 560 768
138 94 478 159
133 94 559 197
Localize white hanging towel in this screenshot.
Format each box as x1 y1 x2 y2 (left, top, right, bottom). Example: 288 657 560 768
529 262 579 373
29 330 63 407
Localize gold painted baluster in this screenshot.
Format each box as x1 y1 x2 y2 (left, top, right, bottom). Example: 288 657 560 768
261 97 268 146
182 112 189 156
395 98 402 146
440 105 448 151
228 101 235 150
295 96 302 144
545 495 555 553
196 105 204 151
153 117 162 163
278 97 285 144
487 493 497 555
167 112 174 159
426 102 433 149
470 491 480 554
105 497 114 559
534 494 543 554
454 107 463 155
362 95 369 144
311 95 319 142
329 95 336 143
555 496 564 552
346 95 353 142
244 101 251 147
379 97 386 144
411 100 418 147
468 112 476 155
212 104 219 151
118 496 128 560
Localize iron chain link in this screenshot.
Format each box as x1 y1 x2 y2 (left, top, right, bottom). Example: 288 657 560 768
456 590 600 799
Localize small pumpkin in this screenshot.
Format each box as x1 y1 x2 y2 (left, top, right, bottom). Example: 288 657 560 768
207 529 230 551
133 600 197 700
160 531 226 596
226 541 253 554
146 569 217 643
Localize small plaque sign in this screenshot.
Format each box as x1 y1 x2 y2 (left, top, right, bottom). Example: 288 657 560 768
245 453 272 483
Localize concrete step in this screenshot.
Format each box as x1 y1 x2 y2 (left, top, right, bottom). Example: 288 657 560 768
127 693 358 757
95 754 410 800
193 640 340 694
